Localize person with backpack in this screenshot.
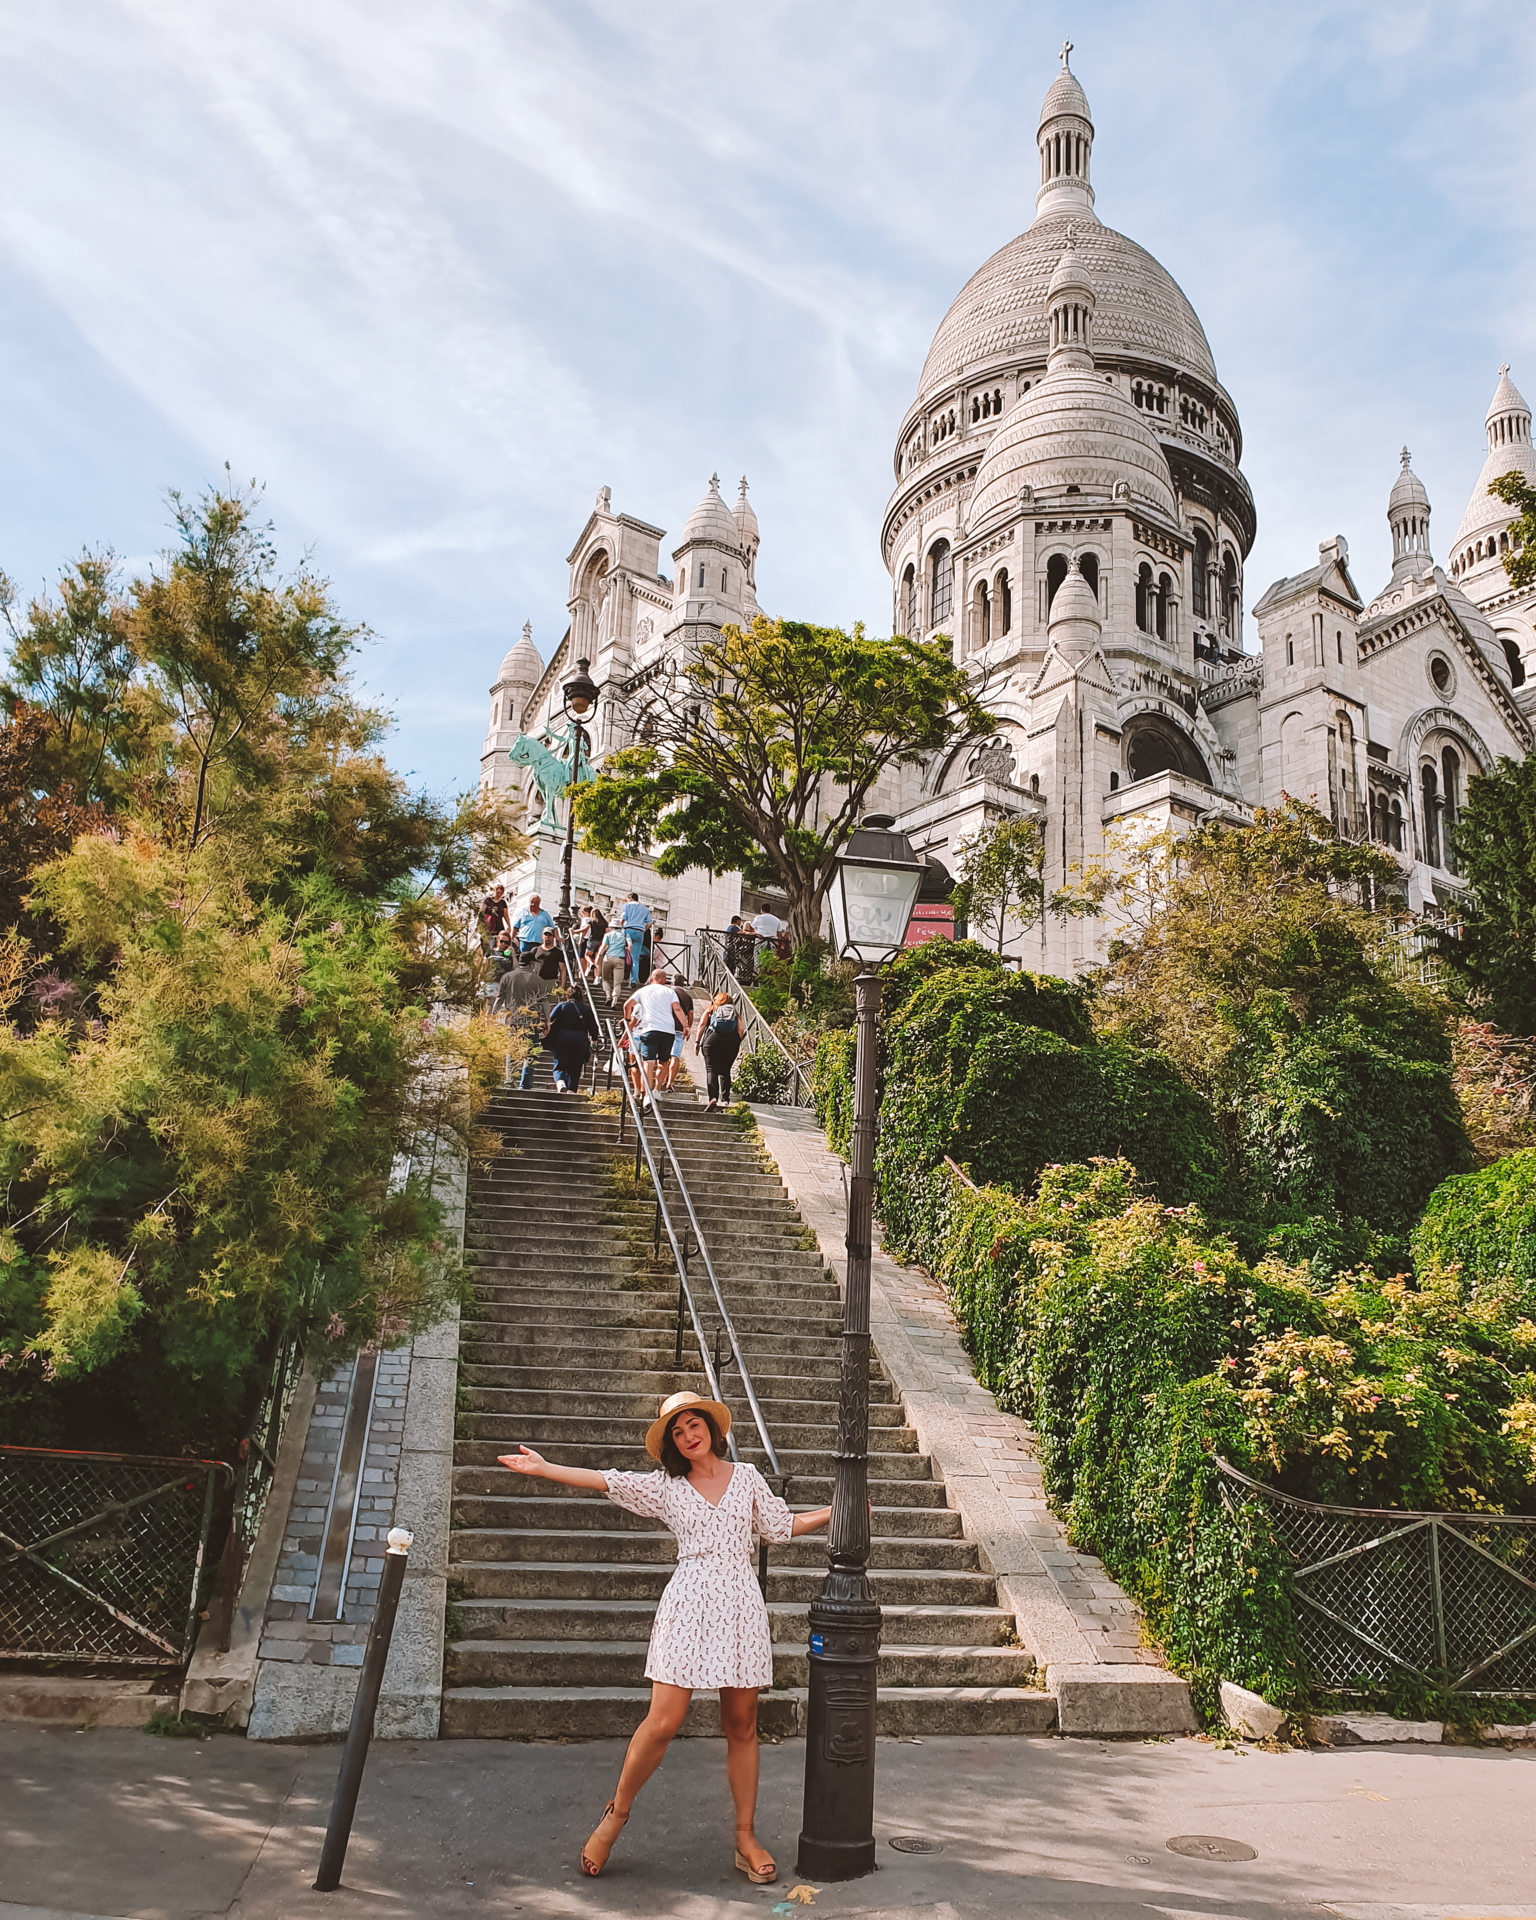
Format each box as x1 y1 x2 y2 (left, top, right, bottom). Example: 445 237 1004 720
544 982 601 1094
697 992 745 1109
598 921 629 1005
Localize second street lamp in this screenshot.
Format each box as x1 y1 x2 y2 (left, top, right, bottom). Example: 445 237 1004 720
797 813 924 1883
555 655 599 933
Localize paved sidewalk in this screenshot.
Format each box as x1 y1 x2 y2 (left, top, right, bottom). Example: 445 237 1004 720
747 1106 1153 1675
2 1724 1533 1919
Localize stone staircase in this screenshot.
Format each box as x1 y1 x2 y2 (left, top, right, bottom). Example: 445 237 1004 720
441 1064 1054 1738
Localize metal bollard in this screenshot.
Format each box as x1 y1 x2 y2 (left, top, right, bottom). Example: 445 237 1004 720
313 1526 412 1892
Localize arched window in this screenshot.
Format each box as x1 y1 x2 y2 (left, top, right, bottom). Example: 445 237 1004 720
1501 636 1526 686
1421 763 1441 868
993 388 1002 413
1192 529 1212 619
1442 747 1461 875
1046 552 1069 614
1222 551 1239 635
1080 552 1100 599
997 569 1012 636
1286 633 1294 666
902 565 917 636
722 568 728 591
697 563 706 588
974 580 991 649
1502 531 1511 552
1136 562 1153 633
1389 797 1404 852
930 540 953 626
1337 629 1344 664
1157 571 1173 642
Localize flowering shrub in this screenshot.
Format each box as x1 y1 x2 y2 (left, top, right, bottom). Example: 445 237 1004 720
902 1157 1536 1709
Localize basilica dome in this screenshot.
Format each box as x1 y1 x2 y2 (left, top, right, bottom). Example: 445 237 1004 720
918 214 1218 399
968 364 1177 529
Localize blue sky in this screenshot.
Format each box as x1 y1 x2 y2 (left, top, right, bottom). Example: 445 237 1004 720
2 0 1533 795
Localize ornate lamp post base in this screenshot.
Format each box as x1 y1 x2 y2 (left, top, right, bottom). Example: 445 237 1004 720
797 1575 881 1879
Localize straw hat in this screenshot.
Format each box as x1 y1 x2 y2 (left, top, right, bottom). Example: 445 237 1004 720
645 1389 732 1461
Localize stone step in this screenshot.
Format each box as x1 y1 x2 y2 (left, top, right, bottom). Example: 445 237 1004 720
451 1466 947 1507
439 1684 1056 1740
461 1302 847 1338
457 1364 896 1405
456 1414 918 1454
453 1439 937 1480
456 1386 904 1425
444 1639 1036 1690
450 1494 963 1539
453 1598 1012 1646
449 1530 979 1571
458 1331 868 1368
451 1561 1000 1606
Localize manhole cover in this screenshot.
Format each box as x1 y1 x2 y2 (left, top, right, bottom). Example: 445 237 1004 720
889 1837 943 1855
1166 1835 1258 1862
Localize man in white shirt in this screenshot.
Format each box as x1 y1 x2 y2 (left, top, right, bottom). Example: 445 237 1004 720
623 970 689 1104
751 908 782 958
620 891 652 986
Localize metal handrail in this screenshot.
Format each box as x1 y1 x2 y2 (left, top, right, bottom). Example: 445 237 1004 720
601 1013 735 1447
693 928 815 1108
641 1095 781 1478
546 930 785 1584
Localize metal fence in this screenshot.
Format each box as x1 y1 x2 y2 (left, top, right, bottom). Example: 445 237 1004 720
1217 1458 1536 1696
694 928 816 1107
0 1447 230 1666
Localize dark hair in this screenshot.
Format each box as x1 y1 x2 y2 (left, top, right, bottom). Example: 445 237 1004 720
659 1407 728 1477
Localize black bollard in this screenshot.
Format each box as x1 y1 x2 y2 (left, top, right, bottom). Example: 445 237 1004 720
313 1526 412 1892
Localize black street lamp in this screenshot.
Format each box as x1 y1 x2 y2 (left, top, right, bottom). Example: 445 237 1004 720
798 813 924 1883
555 655 599 932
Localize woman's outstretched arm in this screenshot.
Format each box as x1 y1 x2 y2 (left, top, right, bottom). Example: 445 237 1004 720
790 1505 833 1536
497 1445 608 1491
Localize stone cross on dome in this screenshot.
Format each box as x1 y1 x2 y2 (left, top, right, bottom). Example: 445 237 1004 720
1060 39 1072 68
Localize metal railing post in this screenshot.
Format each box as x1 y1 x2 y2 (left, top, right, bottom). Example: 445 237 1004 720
313 1527 413 1892
1428 1518 1448 1679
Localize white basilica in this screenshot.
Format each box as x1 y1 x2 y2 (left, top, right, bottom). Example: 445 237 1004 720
482 48 1536 975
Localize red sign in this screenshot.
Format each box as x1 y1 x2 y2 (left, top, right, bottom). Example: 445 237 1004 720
904 902 954 947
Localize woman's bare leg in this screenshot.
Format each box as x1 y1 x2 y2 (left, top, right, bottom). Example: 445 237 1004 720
612 1682 692 1812
719 1688 772 1869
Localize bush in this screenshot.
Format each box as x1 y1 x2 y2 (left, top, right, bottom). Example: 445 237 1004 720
924 1158 1536 1708
812 1029 855 1159
873 963 1228 1257
1233 1005 1471 1236
1412 1148 1536 1319
733 1044 793 1104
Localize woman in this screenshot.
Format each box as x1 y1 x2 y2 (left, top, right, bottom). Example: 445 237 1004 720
498 1391 831 1883
544 983 598 1093
697 991 745 1109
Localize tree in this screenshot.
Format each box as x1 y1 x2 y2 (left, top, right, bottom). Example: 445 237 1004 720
1489 470 1536 590
1071 800 1470 1240
950 815 1045 955
1435 751 1536 1034
0 486 526 1453
571 616 995 942
1 553 139 805
131 484 359 851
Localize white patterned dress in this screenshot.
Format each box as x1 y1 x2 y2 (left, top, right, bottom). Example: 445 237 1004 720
603 1462 796 1690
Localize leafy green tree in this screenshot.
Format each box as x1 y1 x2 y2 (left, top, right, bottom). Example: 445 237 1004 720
1489 470 1536 589
950 815 1045 955
1068 801 1469 1243
0 486 525 1453
1435 751 1536 1034
1 553 140 804
572 616 994 942
130 484 360 851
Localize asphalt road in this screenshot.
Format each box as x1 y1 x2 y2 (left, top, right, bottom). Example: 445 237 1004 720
2 1725 1533 1920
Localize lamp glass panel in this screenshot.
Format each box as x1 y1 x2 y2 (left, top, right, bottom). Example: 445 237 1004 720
834 861 923 962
